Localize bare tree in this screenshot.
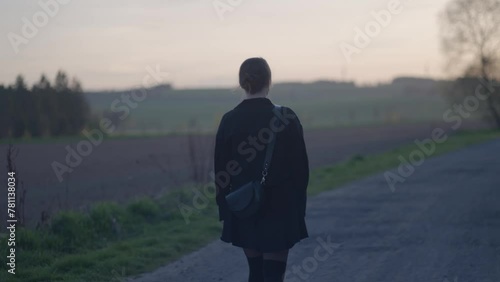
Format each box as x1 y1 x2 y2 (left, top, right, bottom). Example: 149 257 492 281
440 0 500 128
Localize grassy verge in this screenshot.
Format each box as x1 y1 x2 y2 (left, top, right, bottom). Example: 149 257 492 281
0 190 221 282
0 130 498 282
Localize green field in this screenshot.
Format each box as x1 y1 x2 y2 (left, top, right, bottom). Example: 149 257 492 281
85 80 458 135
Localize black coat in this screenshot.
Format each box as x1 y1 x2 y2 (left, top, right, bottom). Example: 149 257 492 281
214 97 309 252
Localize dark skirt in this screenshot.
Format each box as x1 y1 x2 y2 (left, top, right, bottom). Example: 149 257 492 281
220 210 308 253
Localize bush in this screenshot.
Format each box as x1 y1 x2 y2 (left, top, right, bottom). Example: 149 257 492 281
126 198 162 221
17 228 41 251
89 203 126 241
50 212 94 252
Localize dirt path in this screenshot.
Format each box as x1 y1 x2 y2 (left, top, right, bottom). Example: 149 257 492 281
129 139 500 282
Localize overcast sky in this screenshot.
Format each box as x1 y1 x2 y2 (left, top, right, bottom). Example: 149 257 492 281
0 0 451 90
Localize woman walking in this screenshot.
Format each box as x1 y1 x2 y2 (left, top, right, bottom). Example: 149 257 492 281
214 57 309 282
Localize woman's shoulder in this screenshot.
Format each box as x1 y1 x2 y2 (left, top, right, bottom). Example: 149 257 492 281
273 103 296 113
220 109 236 122
273 104 301 125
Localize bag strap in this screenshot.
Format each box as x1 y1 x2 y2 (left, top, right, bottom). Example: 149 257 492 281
260 105 282 184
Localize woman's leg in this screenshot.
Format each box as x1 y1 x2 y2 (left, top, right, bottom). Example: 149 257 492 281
244 248 264 282
263 249 289 282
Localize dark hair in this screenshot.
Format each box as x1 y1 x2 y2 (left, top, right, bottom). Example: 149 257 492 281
239 57 272 94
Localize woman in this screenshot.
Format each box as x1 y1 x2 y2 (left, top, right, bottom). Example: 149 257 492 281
214 57 309 282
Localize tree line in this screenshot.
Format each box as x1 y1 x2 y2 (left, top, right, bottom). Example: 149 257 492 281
0 71 90 139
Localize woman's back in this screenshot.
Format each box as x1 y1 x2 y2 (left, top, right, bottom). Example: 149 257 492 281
216 98 305 190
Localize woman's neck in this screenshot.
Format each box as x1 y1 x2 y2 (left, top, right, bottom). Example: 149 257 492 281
244 89 268 100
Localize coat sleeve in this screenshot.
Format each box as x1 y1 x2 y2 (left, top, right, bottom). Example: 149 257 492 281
289 110 309 217
214 114 231 221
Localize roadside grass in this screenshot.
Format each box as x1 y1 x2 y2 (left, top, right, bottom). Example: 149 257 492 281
0 191 221 282
0 130 498 282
